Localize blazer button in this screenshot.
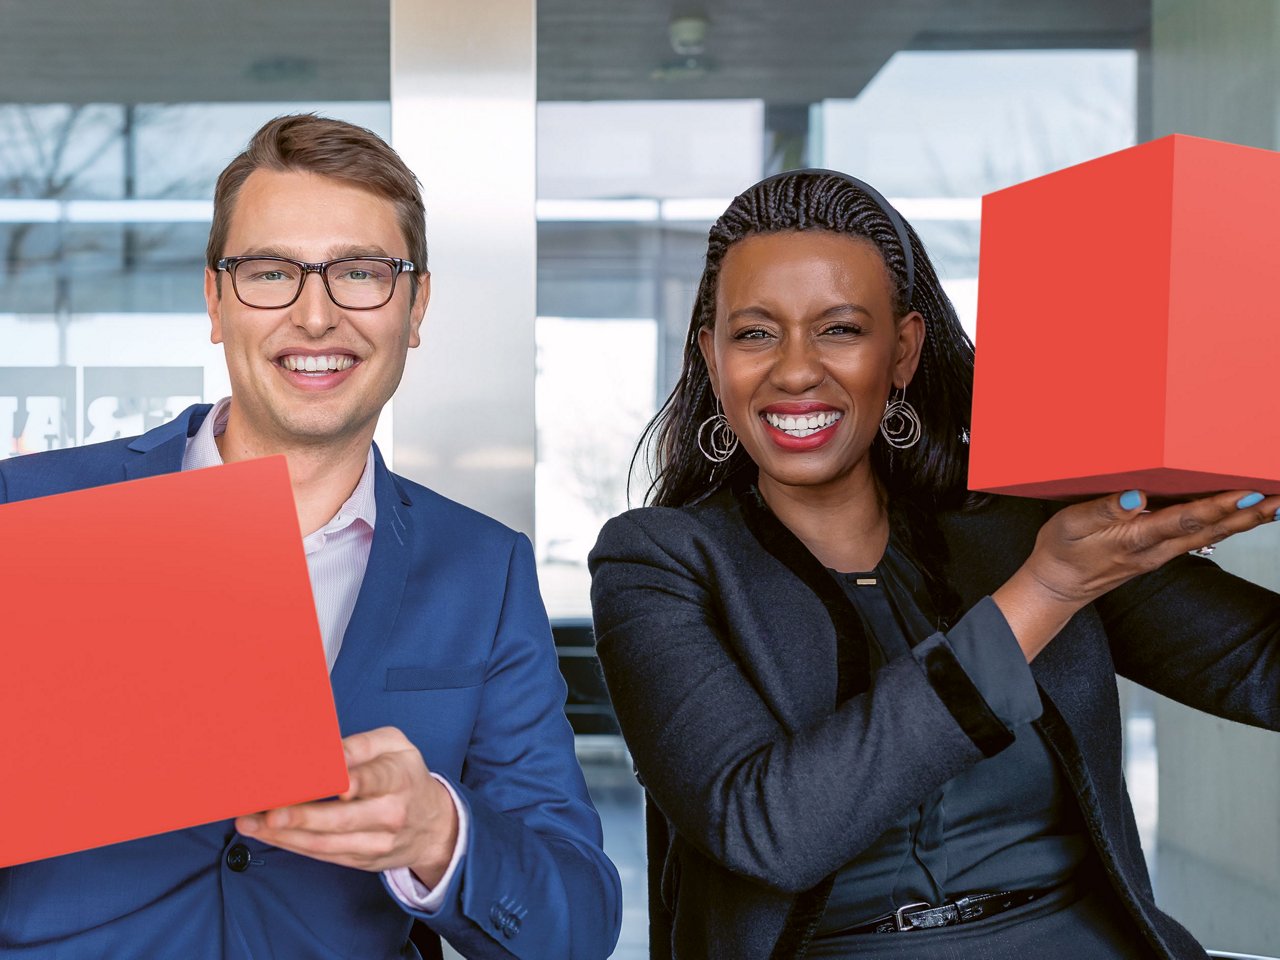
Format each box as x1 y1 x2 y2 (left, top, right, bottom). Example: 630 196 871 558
226 843 251 872
489 905 520 938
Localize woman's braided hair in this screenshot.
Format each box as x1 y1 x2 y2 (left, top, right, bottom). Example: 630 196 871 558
635 170 977 515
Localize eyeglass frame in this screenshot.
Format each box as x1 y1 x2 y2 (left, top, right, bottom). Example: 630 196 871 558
215 255 417 310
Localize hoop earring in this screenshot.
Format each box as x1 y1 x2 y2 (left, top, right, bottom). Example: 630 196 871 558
879 385 922 449
697 400 739 463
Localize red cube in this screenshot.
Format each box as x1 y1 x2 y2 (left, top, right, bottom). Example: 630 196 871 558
969 133 1280 499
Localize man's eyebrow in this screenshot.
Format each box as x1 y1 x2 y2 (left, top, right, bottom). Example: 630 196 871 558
233 245 396 261
328 245 394 260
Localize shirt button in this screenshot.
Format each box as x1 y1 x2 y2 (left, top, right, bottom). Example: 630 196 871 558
226 843 251 872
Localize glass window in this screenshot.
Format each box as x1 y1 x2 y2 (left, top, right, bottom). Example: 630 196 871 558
0 7 391 455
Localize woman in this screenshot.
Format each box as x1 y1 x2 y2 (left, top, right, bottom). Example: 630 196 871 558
588 169 1280 960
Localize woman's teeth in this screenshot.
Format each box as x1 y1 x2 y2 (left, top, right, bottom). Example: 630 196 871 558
280 355 356 373
763 410 842 438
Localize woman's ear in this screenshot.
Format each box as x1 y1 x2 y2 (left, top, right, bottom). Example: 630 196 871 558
894 310 925 387
697 325 721 397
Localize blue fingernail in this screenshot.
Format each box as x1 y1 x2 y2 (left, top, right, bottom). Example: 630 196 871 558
1237 492 1264 509
1120 490 1141 510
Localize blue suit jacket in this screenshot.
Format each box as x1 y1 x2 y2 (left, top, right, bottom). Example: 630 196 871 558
0 405 622 959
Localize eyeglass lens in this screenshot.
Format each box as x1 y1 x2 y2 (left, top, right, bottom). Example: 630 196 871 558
231 258 400 308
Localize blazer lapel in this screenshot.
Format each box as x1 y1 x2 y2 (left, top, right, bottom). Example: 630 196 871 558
122 404 209 482
329 448 414 718
730 482 872 711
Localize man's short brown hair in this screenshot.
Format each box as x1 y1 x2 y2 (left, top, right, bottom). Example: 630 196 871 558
206 114 427 273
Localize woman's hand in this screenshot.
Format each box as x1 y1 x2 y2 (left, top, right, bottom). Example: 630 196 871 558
993 489 1280 661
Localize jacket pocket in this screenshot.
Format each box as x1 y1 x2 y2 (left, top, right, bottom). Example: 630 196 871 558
385 661 486 690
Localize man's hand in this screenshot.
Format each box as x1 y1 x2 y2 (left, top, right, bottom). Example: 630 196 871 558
235 727 460 888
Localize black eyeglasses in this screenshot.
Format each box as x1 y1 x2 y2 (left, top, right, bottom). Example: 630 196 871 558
216 256 416 310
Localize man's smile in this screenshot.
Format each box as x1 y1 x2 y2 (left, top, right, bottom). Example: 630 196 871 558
277 353 359 374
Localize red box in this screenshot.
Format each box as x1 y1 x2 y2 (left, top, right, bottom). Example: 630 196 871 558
969 134 1280 499
0 457 349 867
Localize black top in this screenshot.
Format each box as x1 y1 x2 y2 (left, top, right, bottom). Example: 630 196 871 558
815 539 1090 936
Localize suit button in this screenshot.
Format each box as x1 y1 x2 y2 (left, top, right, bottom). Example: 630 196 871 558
226 843 251 872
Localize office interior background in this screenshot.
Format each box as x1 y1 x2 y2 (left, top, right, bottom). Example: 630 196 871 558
2 1 1278 956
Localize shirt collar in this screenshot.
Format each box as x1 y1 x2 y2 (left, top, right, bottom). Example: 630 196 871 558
182 396 377 534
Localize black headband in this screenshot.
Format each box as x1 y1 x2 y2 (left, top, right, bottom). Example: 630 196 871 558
749 167 916 310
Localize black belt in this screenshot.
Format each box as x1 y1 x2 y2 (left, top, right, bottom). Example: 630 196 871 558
837 889 1049 934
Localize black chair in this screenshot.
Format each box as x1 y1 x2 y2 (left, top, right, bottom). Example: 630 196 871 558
551 619 619 736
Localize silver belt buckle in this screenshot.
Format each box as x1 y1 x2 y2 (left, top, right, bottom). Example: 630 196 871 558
894 901 932 931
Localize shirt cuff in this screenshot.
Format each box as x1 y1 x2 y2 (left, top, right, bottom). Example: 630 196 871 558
945 596 1042 726
382 773 469 914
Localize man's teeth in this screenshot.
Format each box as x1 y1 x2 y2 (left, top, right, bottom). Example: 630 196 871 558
763 410 843 437
280 355 356 373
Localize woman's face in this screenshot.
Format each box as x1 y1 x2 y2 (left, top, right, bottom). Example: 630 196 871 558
698 229 923 498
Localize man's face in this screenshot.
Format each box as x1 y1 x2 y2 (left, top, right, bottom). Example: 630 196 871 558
205 168 428 452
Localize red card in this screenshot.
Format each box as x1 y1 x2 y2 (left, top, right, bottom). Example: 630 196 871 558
0 456 348 867
970 133 1280 498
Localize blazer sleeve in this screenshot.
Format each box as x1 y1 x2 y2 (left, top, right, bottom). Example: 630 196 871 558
393 534 623 960
589 510 1035 895
1096 551 1280 728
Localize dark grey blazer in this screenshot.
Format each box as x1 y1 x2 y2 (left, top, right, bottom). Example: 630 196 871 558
589 484 1280 960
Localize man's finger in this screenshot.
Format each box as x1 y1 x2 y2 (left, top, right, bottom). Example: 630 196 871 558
341 726 412 767
342 753 416 801
249 827 400 866
243 794 399 835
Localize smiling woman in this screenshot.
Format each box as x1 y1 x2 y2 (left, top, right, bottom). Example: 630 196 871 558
698 231 921 570
588 169 1280 960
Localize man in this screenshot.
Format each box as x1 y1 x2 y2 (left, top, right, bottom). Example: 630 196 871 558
0 115 622 959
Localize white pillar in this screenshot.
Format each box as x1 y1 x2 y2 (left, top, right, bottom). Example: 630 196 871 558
389 0 538 537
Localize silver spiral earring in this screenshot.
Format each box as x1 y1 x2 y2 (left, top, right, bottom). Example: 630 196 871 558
879 384 922 450
697 399 739 463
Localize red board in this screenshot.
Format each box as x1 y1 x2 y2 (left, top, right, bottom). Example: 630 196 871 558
969 133 1280 498
0 457 349 867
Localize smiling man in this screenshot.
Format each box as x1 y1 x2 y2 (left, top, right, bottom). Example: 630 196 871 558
0 115 621 960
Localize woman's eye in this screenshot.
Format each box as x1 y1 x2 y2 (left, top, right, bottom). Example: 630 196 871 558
734 328 770 340
823 324 862 336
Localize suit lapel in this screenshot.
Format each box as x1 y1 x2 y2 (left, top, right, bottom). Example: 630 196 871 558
728 482 872 717
122 404 209 481
329 449 414 717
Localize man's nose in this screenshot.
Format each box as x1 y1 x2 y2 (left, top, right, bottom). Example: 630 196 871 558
292 270 340 337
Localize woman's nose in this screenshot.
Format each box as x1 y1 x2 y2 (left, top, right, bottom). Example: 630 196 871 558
770 336 823 392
